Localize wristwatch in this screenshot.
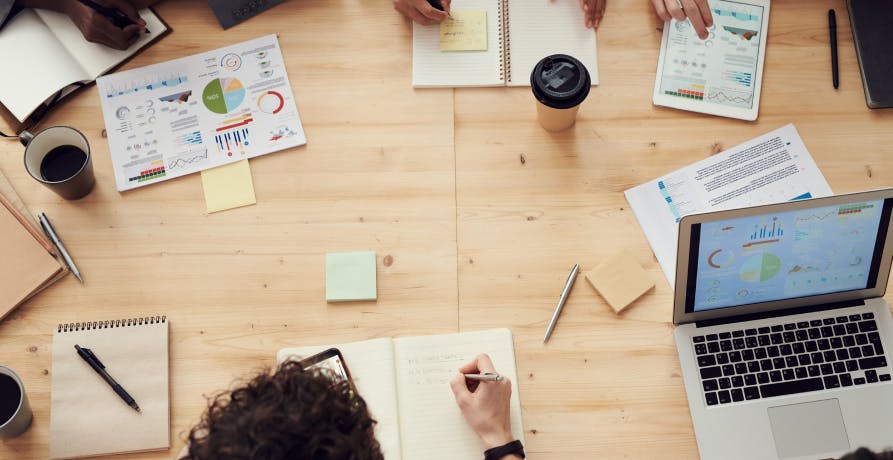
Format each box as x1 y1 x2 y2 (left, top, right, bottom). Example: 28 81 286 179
484 440 525 460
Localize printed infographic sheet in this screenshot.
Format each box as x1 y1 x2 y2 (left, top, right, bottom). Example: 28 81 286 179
97 35 306 191
658 0 765 109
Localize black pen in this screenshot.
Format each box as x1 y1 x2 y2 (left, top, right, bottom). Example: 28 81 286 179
426 0 452 18
829 9 838 89
75 345 141 413
77 0 149 33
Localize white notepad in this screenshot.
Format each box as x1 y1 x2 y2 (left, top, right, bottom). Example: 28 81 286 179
413 0 599 87
277 328 525 460
50 317 170 459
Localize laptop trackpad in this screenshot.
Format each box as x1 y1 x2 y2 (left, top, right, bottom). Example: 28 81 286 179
768 399 850 459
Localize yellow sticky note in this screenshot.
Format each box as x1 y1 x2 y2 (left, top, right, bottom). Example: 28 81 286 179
440 10 487 52
201 160 257 213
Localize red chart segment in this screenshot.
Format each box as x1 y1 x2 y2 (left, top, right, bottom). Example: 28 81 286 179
257 91 284 114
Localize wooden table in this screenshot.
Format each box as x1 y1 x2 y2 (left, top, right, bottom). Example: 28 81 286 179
1 0 891 458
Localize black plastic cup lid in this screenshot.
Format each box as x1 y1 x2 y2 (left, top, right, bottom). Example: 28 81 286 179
530 54 591 110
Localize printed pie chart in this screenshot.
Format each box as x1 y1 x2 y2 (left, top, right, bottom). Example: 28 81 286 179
203 78 245 114
740 253 781 282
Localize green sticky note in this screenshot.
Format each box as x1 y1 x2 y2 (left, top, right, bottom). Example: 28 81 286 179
326 251 377 302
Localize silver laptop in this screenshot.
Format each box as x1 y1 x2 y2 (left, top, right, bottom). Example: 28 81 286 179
673 189 893 460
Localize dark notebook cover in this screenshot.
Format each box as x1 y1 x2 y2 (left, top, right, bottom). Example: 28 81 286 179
847 0 893 109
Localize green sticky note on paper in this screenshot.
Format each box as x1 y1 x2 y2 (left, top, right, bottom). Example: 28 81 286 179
326 251 377 302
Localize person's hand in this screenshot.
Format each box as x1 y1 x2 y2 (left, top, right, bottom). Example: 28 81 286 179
64 0 147 50
650 0 714 39
449 354 514 449
579 0 607 29
393 0 451 25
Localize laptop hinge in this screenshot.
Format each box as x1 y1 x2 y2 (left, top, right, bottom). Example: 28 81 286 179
695 299 867 328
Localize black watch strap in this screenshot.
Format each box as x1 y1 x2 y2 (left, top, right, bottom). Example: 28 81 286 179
484 440 525 460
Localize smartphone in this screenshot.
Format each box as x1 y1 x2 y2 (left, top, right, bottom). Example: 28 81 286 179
298 348 352 382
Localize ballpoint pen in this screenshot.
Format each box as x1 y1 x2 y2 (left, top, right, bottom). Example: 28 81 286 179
75 344 141 412
38 212 83 284
829 9 839 89
77 0 149 33
427 0 453 18
464 373 504 382
543 263 580 343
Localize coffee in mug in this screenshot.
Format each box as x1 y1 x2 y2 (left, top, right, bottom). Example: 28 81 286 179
21 126 95 200
530 54 591 132
0 366 32 440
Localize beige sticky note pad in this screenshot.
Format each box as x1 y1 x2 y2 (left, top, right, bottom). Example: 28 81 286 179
440 10 488 51
585 250 655 313
201 160 257 213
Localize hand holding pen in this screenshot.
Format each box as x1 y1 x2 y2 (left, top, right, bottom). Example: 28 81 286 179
449 354 515 449
68 0 148 50
392 0 451 25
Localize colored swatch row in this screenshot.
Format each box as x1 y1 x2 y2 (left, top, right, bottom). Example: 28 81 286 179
129 166 166 183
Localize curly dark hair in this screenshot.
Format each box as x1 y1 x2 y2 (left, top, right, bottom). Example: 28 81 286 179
840 448 893 460
184 360 384 460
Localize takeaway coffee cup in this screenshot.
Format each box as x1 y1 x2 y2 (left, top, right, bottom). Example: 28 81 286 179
530 54 591 132
0 366 32 440
21 126 95 200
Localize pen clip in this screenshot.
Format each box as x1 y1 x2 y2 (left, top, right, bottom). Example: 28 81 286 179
83 347 105 368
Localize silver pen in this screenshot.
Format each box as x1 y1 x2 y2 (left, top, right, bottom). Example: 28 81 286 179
464 373 504 382
543 263 579 343
38 212 83 284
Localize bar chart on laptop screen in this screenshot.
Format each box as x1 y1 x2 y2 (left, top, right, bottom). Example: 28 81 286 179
693 201 884 311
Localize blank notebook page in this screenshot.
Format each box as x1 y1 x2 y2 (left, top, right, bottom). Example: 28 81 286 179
506 0 599 86
393 329 524 460
412 0 504 87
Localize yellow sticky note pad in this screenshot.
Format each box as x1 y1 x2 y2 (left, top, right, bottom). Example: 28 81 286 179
440 10 487 52
201 160 257 213
585 250 655 314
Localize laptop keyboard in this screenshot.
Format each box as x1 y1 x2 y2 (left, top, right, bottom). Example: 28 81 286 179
692 312 891 406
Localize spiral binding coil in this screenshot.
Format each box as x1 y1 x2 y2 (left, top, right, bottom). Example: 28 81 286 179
57 315 166 333
500 0 511 83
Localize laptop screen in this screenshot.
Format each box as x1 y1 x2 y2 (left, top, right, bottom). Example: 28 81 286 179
687 198 892 312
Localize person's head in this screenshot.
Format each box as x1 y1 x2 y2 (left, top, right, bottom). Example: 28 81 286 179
183 360 383 460
839 448 893 460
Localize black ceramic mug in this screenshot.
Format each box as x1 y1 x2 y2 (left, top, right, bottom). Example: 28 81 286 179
21 126 95 200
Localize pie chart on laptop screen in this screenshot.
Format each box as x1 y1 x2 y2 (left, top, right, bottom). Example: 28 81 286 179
203 78 246 114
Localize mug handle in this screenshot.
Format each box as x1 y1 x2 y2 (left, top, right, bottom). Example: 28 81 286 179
19 130 33 147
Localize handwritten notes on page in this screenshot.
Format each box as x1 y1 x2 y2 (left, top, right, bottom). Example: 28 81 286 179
440 10 488 51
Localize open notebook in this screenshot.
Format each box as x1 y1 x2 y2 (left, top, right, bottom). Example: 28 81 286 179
0 8 169 123
413 0 599 87
50 316 170 459
277 328 525 460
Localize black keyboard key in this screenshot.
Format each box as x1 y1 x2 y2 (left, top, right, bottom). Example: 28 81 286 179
855 377 866 385
834 362 846 374
859 356 887 370
760 377 824 398
773 358 786 369
718 377 731 389
703 379 718 391
818 339 831 350
833 325 846 336
744 374 757 386
760 359 773 371
810 320 823 327
743 349 755 361
729 351 742 362
717 352 730 364
755 348 768 359
747 361 760 373
745 328 758 336
866 370 879 383
850 314 861 321
831 338 843 349
758 327 770 334
785 356 798 368
733 338 746 350
771 325 784 332
824 375 841 389
732 330 744 337
780 344 793 356
862 345 875 357
847 323 859 335
745 337 758 348
758 335 770 346
808 365 820 377
735 363 748 374
793 343 805 354
784 323 796 330
881 374 891 382
719 332 732 339
706 334 718 341
770 371 782 382
798 354 811 366
708 342 720 353
757 372 770 384
718 390 731 404
701 366 722 379
698 355 716 367
811 352 825 364
783 332 796 343
770 333 783 345
744 386 760 400
824 351 837 362
836 316 848 323
844 336 856 347
806 341 818 352
847 360 859 372
840 374 853 387
808 328 821 340
706 392 718 405
836 349 850 361
857 334 868 345
797 321 809 328
859 321 878 333
876 343 885 356
731 388 744 402
850 347 863 359
868 331 882 343
863 312 875 320
732 376 744 388
795 367 807 379
722 364 736 376
824 318 835 325
693 335 706 343
782 369 795 381
821 326 834 338
821 364 834 375
695 344 708 355
721 340 733 351
796 330 808 341
768 346 780 357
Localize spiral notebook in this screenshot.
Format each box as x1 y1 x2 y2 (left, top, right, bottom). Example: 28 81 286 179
50 316 170 460
412 0 599 87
